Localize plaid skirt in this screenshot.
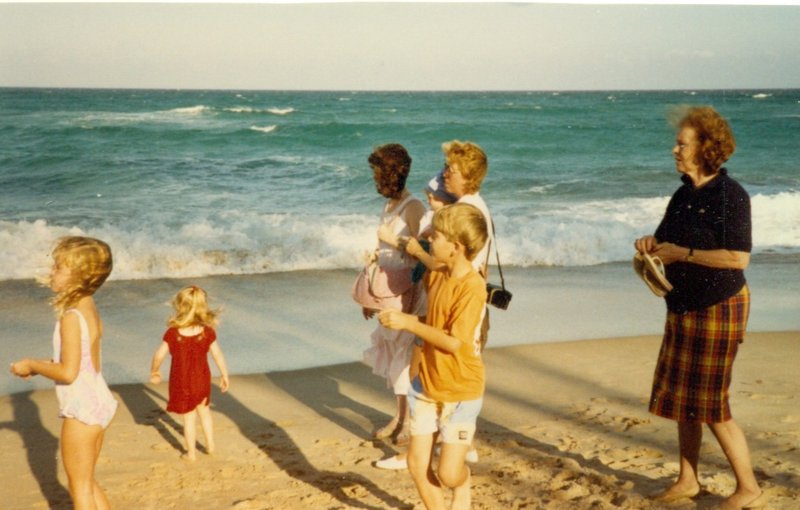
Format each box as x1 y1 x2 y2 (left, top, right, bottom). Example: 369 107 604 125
649 285 750 423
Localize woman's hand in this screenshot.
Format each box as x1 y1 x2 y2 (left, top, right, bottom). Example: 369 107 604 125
634 235 658 254
219 375 230 393
10 359 34 379
651 242 686 265
378 309 412 331
149 372 162 385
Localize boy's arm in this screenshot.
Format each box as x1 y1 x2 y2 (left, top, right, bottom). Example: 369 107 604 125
378 311 462 353
209 342 230 392
149 342 169 384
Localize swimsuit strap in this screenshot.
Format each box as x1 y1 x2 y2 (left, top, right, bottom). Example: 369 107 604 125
63 308 98 373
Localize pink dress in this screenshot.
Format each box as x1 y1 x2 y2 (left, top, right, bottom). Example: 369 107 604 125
363 194 426 396
53 309 118 428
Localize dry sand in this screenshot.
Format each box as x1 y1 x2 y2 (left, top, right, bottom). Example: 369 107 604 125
2 331 797 509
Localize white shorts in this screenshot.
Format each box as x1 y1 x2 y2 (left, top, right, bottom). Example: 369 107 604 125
407 377 482 445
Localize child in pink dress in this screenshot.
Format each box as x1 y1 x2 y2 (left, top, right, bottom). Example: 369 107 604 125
150 285 229 461
11 236 116 509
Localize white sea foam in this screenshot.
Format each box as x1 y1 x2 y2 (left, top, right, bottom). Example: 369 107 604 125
752 93 772 99
224 106 294 115
169 105 211 115
267 107 295 115
249 125 277 133
2 192 798 281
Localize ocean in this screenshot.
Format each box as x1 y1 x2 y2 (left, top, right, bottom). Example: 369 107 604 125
2 88 799 280
2 88 799 395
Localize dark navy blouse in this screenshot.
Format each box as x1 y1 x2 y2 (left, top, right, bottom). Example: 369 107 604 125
654 168 752 313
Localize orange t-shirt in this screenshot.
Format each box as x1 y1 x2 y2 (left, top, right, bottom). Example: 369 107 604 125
418 268 487 402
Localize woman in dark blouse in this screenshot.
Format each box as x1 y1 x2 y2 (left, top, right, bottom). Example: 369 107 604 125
634 106 764 510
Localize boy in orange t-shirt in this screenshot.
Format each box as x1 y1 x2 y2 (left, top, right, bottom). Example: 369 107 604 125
379 202 488 510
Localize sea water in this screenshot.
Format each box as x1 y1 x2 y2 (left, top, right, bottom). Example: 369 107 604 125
2 88 799 394
2 88 799 280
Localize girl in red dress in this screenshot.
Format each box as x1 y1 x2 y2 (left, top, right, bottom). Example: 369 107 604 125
149 285 229 461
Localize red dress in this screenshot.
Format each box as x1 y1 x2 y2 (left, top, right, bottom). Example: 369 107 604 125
164 326 216 414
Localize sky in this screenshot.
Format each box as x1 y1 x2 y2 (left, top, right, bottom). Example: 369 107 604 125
1 2 799 91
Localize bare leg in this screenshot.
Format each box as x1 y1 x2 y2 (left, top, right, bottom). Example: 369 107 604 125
196 400 215 454
61 418 106 510
182 409 198 461
408 433 446 510
708 419 762 509
654 422 702 499
92 429 110 510
438 443 471 510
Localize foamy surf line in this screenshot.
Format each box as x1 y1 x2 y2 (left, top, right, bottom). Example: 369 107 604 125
1 191 799 281
1 263 797 396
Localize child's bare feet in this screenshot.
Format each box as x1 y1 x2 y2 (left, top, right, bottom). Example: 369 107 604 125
450 467 471 510
181 453 197 462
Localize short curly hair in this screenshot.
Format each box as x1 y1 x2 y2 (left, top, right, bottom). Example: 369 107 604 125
442 140 487 195
672 106 736 176
368 144 412 199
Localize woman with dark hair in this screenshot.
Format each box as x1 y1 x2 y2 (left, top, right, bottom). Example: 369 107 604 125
362 144 426 452
634 106 764 510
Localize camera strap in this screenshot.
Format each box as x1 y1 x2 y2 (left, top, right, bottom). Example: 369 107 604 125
486 219 506 291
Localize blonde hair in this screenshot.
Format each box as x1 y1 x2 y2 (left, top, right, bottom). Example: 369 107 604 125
442 140 488 195
432 203 488 262
46 236 113 315
168 286 220 329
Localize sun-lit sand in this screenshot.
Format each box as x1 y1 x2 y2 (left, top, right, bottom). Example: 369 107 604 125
2 332 798 509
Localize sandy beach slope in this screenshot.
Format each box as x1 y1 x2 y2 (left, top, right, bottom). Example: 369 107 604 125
1 331 797 509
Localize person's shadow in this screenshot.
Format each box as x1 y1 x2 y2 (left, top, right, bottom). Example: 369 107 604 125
114 382 187 455
214 379 412 510
2 392 71 509
267 362 401 460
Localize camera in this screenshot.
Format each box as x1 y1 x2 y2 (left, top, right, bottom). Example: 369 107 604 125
486 283 512 310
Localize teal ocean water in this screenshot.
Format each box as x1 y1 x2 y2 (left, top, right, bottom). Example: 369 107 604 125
1 88 799 280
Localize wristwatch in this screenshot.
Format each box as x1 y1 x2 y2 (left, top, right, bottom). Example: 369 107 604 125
685 247 695 262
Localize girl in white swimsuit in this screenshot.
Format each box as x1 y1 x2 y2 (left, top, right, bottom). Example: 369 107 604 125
11 236 116 510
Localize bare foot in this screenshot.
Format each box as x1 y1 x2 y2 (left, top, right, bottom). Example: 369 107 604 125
716 489 765 510
649 481 701 502
181 453 197 462
450 467 471 510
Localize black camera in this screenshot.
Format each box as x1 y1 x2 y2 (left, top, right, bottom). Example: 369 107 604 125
486 283 512 310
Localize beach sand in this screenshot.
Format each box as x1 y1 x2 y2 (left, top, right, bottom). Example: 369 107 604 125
2 330 798 509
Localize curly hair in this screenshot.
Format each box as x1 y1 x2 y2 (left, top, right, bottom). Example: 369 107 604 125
442 140 488 195
671 106 736 176
368 143 412 199
47 236 113 315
